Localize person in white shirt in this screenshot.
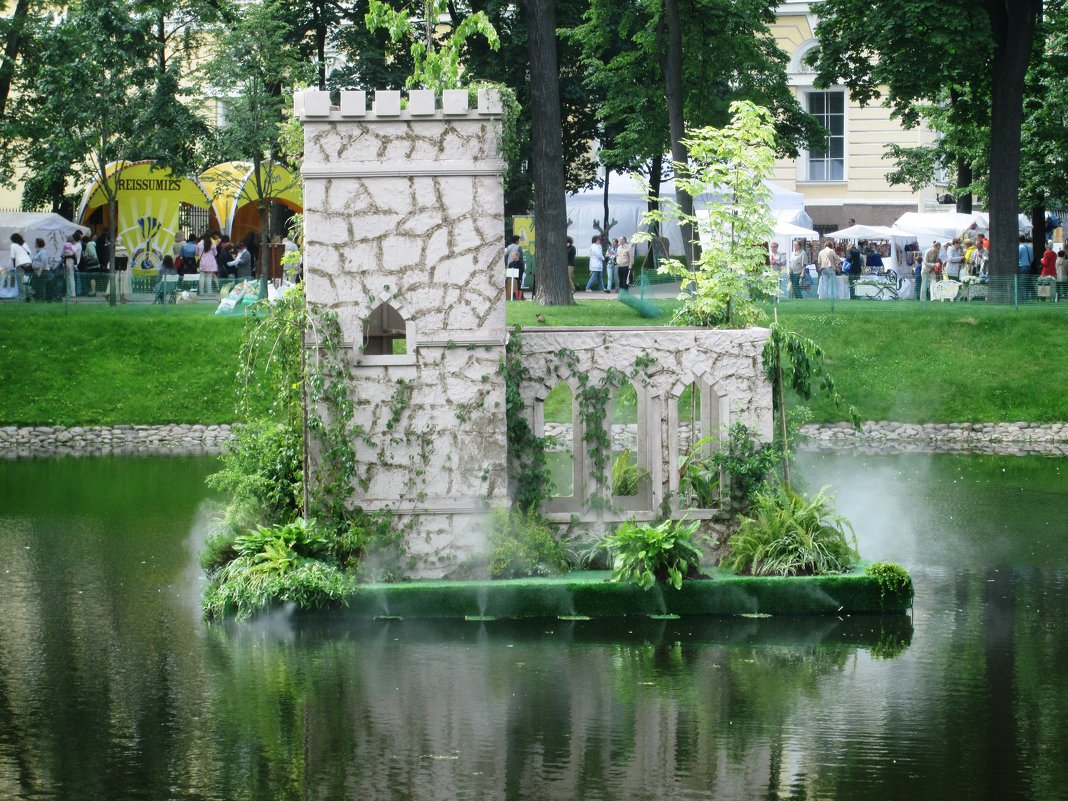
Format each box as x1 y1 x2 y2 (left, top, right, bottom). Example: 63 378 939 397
788 240 805 298
585 236 605 292
10 233 33 301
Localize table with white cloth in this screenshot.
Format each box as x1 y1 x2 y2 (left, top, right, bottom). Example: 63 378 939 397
816 271 849 299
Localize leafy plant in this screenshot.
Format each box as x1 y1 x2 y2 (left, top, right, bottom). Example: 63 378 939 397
503 326 552 512
865 561 914 605
677 447 722 508
611 449 647 496
635 101 778 329
710 423 783 510
487 509 575 579
599 518 707 590
725 486 858 576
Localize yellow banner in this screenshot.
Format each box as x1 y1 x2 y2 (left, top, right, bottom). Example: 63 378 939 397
77 161 211 270
513 215 535 257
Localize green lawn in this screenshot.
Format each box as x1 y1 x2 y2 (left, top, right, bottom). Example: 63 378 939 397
0 303 254 426
1 297 1067 426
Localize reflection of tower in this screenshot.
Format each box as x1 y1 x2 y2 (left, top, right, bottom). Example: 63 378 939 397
299 88 506 576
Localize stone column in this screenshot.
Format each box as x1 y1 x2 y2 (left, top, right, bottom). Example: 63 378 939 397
298 88 508 575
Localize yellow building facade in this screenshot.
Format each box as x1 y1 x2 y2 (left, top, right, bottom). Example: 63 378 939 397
770 1 946 231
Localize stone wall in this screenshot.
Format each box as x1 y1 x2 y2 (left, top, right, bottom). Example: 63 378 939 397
0 424 234 458
298 88 508 573
517 327 774 529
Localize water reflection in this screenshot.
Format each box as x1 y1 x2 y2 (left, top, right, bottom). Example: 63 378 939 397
0 453 1067 800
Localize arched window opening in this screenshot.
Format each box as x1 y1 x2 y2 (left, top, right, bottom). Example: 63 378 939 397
543 382 574 498
363 302 407 355
610 382 642 497
677 383 719 508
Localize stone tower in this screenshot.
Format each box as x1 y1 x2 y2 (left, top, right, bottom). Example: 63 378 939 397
297 88 508 575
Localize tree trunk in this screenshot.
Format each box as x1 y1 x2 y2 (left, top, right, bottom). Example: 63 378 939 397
108 195 118 307
0 0 31 119
315 1 327 90
985 0 1040 300
662 0 698 265
522 0 572 306
600 171 611 242
955 159 973 214
1031 205 1044 267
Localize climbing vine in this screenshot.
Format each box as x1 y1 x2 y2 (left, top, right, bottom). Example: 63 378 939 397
502 325 551 512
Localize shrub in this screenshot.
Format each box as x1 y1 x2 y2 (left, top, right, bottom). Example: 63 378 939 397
202 518 356 619
725 486 857 576
487 509 575 578
599 518 707 590
865 561 914 605
206 418 303 527
203 557 353 620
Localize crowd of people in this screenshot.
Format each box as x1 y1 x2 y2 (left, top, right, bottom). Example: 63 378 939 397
3 227 301 304
583 234 633 294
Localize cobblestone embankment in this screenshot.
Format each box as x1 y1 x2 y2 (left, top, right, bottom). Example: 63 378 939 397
798 421 1068 456
3 420 1068 459
0 424 235 458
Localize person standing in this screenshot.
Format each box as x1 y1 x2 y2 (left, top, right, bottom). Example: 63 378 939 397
604 238 618 291
585 235 605 292
788 240 805 298
197 233 219 296
10 233 33 301
566 236 577 290
228 242 252 277
616 236 633 290
1018 235 1034 301
846 241 862 298
922 241 941 301
944 239 964 280
768 241 787 297
817 239 838 299
504 235 523 299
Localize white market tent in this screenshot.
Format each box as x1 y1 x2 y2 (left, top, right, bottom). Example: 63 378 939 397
892 211 1032 243
0 212 89 268
565 171 813 255
825 224 900 240
775 220 819 239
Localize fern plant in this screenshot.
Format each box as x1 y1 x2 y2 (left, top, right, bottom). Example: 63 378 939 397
599 518 706 590
725 486 857 576
611 449 647 496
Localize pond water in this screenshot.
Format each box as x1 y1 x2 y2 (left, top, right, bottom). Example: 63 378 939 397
1 452 1067 801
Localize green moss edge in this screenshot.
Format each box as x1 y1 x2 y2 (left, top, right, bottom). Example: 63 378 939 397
335 564 913 620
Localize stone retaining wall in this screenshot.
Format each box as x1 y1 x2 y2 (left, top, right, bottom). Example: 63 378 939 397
799 421 1068 456
4 421 1068 459
0 424 235 458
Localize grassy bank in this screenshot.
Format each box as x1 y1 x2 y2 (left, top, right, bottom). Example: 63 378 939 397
2 298 1068 426
0 304 255 426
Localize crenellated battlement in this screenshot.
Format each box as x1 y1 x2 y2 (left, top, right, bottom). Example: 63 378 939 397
293 87 503 122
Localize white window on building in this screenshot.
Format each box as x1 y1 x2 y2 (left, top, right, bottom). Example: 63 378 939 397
806 91 845 181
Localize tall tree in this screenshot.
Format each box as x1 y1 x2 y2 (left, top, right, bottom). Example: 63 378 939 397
19 0 165 303
206 0 312 295
569 0 823 259
520 0 571 305
0 0 33 119
808 0 1043 286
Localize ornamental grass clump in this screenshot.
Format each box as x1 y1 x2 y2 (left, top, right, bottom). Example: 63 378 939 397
599 518 707 590
725 486 857 576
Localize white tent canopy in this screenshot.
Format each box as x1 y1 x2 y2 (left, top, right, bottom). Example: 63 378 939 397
825 224 899 240
0 212 88 268
892 211 1033 243
565 171 812 255
774 220 819 239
